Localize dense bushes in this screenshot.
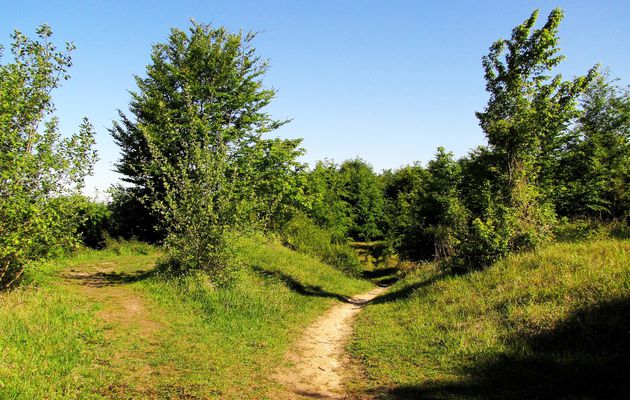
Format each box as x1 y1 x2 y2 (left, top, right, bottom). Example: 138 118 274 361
302 159 384 243
73 197 111 249
0 26 97 288
282 214 362 277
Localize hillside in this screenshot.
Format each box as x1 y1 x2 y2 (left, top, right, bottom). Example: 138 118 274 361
0 236 372 399
349 238 630 399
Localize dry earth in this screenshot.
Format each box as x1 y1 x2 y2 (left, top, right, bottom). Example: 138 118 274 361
275 286 387 399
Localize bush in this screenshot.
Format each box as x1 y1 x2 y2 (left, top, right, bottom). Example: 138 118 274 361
554 218 630 242
107 185 163 243
74 198 111 249
453 216 509 272
0 26 97 289
282 214 362 276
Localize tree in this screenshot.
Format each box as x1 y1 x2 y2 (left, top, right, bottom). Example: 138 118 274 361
0 25 97 288
111 22 297 276
555 71 630 219
302 160 351 242
380 163 427 254
475 8 592 250
422 148 468 259
231 137 307 229
387 149 467 262
338 158 384 241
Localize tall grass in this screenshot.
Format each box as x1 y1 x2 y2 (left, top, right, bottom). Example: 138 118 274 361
350 238 630 399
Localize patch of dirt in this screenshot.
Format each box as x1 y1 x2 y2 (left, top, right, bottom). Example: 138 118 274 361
62 263 159 337
60 261 164 396
275 286 387 399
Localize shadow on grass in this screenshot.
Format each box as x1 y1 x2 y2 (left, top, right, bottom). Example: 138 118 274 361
371 296 630 399
371 273 445 305
251 265 352 303
62 269 155 287
362 267 399 286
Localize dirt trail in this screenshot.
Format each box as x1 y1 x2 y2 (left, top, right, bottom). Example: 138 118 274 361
276 286 387 399
59 259 164 394
61 261 159 336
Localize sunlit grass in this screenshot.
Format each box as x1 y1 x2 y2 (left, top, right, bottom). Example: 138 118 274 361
350 238 630 399
0 235 372 399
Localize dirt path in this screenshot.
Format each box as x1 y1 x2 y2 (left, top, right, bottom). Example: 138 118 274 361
276 286 387 399
61 260 159 336
59 258 164 396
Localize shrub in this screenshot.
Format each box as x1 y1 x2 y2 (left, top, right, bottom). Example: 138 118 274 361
453 216 509 272
554 218 630 242
74 198 111 249
0 26 97 289
107 185 163 243
282 214 362 276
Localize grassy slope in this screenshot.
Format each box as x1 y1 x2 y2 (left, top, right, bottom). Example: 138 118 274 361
0 236 371 399
350 238 630 399
0 243 156 399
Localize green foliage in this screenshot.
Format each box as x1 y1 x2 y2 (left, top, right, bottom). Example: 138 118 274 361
455 214 509 271
112 22 301 278
302 158 385 242
476 8 591 187
553 218 630 242
72 197 111 249
384 148 469 263
235 138 307 229
0 25 97 288
107 185 162 243
471 8 593 265
151 142 235 281
555 70 630 219
303 160 354 242
338 158 385 241
282 214 362 277
380 163 429 259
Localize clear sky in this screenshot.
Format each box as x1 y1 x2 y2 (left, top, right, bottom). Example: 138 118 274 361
2 0 629 198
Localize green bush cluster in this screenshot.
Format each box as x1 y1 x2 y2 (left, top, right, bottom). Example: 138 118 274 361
381 10 629 271
282 214 362 277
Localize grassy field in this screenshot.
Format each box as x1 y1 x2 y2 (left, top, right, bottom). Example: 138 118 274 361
349 238 630 399
0 236 372 399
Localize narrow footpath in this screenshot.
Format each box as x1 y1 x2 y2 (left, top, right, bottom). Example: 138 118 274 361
275 286 387 399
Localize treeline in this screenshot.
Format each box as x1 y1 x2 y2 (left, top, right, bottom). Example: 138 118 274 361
302 10 629 270
382 10 629 270
1 9 628 288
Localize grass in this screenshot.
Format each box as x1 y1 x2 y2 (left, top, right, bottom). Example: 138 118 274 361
349 237 630 399
0 242 157 399
0 235 372 399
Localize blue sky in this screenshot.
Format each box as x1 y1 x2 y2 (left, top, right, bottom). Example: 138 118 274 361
2 0 629 197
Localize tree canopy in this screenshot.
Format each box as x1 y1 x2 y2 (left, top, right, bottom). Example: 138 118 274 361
0 25 97 287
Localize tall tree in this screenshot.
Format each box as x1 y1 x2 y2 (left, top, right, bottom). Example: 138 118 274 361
0 25 97 288
475 8 592 249
338 158 384 241
111 22 296 274
304 160 353 242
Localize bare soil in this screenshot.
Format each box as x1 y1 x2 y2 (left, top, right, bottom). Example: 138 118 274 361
275 286 387 399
